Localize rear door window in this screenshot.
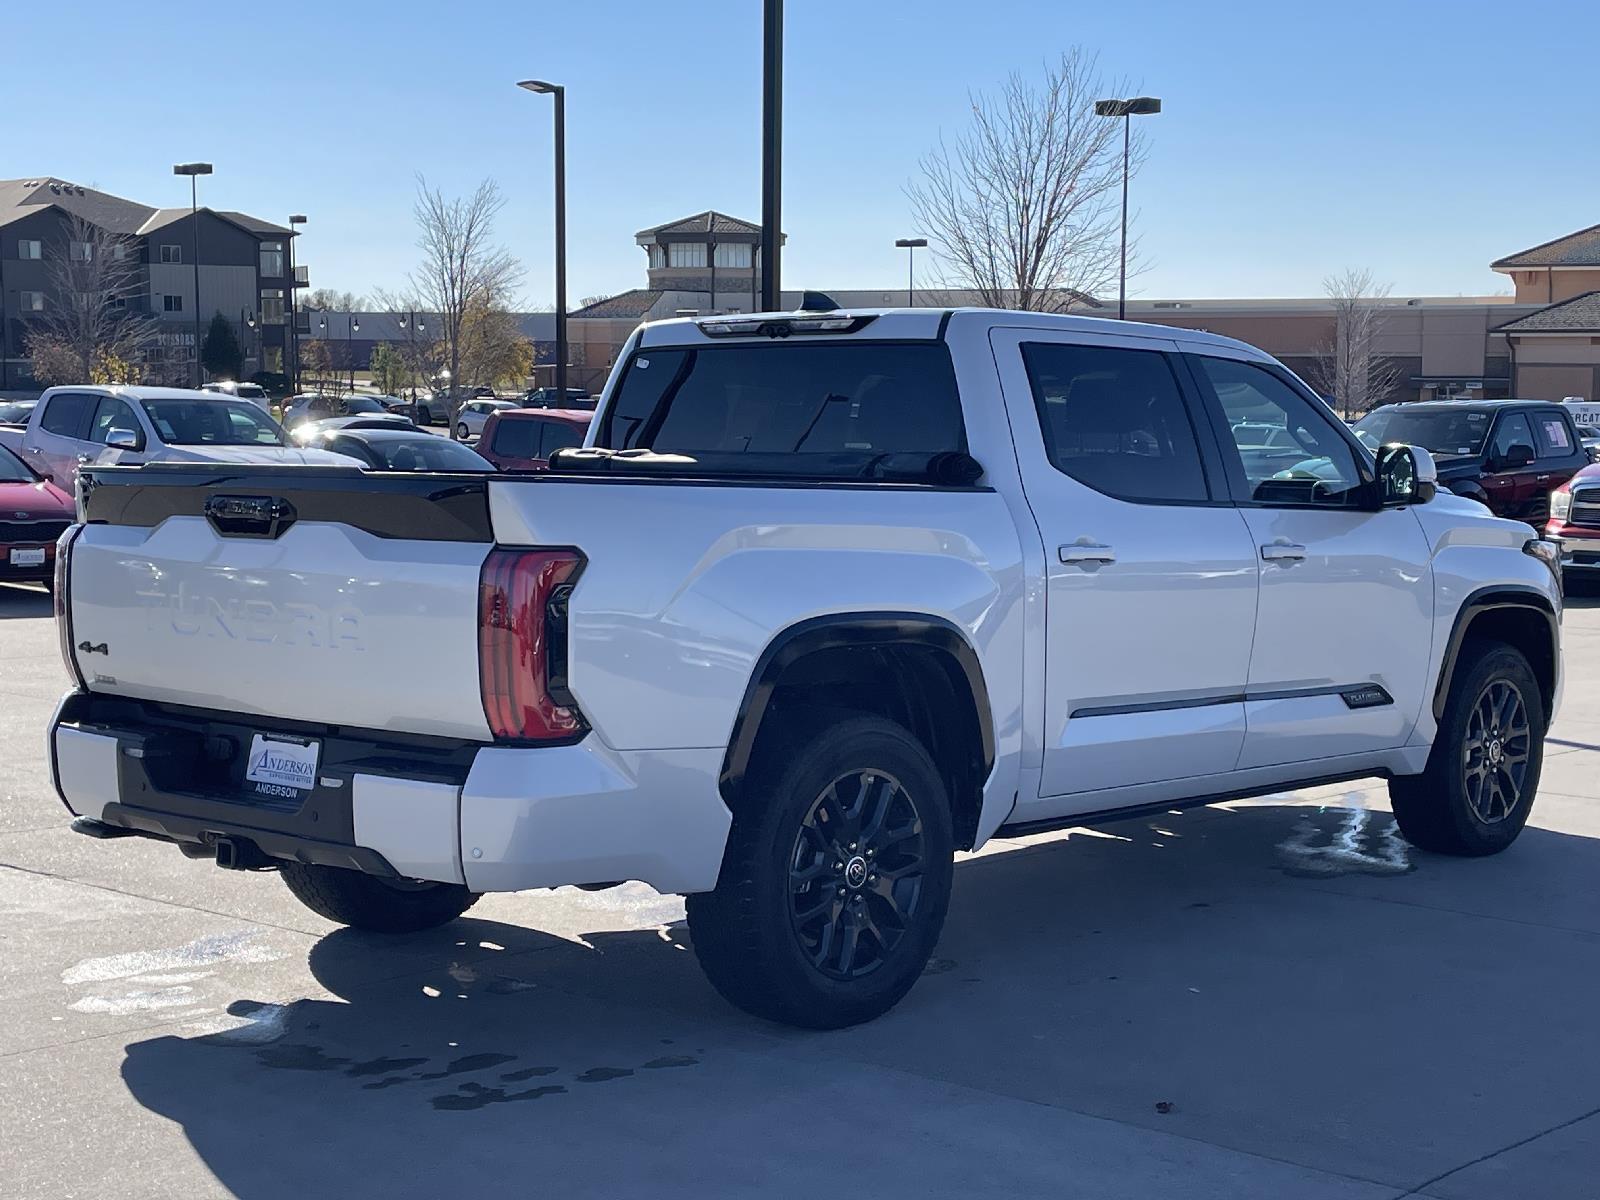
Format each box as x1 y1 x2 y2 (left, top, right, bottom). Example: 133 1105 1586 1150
39 392 95 439
1533 411 1576 460
1021 342 1209 503
600 342 965 472
491 419 541 459
540 421 585 457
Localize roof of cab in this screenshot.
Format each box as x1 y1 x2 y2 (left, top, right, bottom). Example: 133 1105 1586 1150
637 306 1266 356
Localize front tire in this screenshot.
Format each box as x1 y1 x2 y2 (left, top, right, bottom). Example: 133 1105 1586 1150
1389 640 1545 856
280 862 479 932
456 422 470 441
686 715 954 1029
417 405 433 426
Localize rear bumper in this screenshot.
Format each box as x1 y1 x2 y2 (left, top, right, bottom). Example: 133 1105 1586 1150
49 690 732 895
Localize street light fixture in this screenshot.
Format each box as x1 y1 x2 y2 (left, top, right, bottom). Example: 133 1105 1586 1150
242 309 257 373
348 316 360 392
287 214 307 393
1092 96 1159 321
517 79 568 399
173 162 213 385
894 238 927 308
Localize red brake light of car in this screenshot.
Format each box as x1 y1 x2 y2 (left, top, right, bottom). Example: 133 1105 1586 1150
477 548 587 743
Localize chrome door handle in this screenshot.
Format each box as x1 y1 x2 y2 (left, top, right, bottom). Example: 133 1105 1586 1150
1060 542 1116 565
1260 542 1307 562
1537 474 1552 482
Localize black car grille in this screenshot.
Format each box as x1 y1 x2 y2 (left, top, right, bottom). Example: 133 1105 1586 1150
0 519 69 545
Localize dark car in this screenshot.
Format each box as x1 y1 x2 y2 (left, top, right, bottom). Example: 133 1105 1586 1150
0 399 38 427
523 387 594 410
477 408 592 472
288 415 414 445
300 427 494 472
1354 400 1586 526
0 443 74 589
283 393 397 429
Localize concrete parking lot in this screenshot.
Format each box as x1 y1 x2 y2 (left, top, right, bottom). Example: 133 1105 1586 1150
2 581 1598 1199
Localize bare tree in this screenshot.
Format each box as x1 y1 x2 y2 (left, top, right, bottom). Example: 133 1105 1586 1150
407 176 521 436
907 50 1134 312
302 288 367 312
26 214 152 383
1310 269 1404 419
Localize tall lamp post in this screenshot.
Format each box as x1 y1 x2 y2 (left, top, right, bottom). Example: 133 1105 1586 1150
398 310 426 401
1091 96 1160 321
760 0 782 311
517 79 567 399
287 214 307 394
242 309 257 374
347 315 360 392
894 238 927 308
173 162 213 385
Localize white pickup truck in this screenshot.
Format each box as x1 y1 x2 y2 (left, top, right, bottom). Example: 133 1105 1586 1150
49 308 1563 1028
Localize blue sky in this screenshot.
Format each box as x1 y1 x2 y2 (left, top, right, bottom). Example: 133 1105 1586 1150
12 0 1598 305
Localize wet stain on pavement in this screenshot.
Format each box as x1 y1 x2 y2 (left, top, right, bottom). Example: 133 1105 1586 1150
575 1066 634 1083
640 1055 697 1070
346 1056 429 1078
256 1044 352 1072
416 1053 518 1081
500 1065 559 1082
922 958 957 975
431 1082 567 1111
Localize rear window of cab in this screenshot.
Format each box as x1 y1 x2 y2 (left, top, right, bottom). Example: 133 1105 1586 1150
597 342 966 471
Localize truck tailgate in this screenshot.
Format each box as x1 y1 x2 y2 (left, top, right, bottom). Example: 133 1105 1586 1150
68 466 493 741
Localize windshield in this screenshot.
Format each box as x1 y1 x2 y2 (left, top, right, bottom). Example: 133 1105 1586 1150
598 341 965 476
0 444 37 482
1354 407 1493 456
140 399 285 446
0 401 33 425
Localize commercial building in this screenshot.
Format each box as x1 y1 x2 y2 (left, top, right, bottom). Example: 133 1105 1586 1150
566 211 1600 407
0 176 305 388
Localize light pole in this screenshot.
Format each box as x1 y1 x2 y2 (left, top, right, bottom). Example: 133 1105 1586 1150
173 162 213 385
1092 96 1160 321
894 238 927 308
287 213 306 394
242 309 257 375
317 315 329 394
517 79 567 400
347 315 360 392
760 0 782 311
398 310 426 400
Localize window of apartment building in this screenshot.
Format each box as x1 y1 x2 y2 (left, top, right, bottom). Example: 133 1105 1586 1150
260 288 285 325
69 240 93 262
163 294 184 313
648 245 665 270
18 291 44 312
263 347 284 373
713 243 752 269
259 241 284 276
160 244 182 264
17 239 42 260
667 242 707 268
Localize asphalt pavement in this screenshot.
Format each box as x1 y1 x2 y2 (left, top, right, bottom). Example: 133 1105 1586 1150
2 579 1598 1198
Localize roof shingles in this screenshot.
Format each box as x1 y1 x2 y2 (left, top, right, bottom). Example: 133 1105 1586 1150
1492 224 1600 269
1495 291 1600 333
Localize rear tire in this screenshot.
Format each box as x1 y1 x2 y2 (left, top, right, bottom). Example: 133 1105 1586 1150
1389 640 1545 856
280 862 479 932
686 715 954 1029
417 405 433 426
456 422 470 441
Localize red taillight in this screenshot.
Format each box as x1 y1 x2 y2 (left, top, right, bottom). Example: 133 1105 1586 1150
477 548 586 743
55 524 85 688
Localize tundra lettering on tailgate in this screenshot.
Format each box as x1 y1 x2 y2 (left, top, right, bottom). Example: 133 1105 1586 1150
133 580 364 650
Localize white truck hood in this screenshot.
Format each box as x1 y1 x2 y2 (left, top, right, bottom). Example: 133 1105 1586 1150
103 445 358 467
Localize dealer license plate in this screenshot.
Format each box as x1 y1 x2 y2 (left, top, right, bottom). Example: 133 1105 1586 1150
244 734 320 800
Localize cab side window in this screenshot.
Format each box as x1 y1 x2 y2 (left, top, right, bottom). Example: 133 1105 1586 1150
1021 342 1209 503
1490 413 1535 463
39 392 94 439
1194 356 1363 506
89 397 143 446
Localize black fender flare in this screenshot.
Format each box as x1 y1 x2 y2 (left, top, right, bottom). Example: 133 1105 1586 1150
718 612 995 798
1432 584 1559 721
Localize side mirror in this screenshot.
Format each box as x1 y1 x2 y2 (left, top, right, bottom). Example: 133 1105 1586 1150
1504 443 1536 470
1375 443 1436 507
106 429 141 451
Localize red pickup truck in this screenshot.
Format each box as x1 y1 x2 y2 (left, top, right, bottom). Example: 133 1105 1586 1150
477 408 591 472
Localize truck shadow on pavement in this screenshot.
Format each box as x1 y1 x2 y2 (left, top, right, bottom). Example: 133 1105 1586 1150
116 800 1600 1198
0 583 50 619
